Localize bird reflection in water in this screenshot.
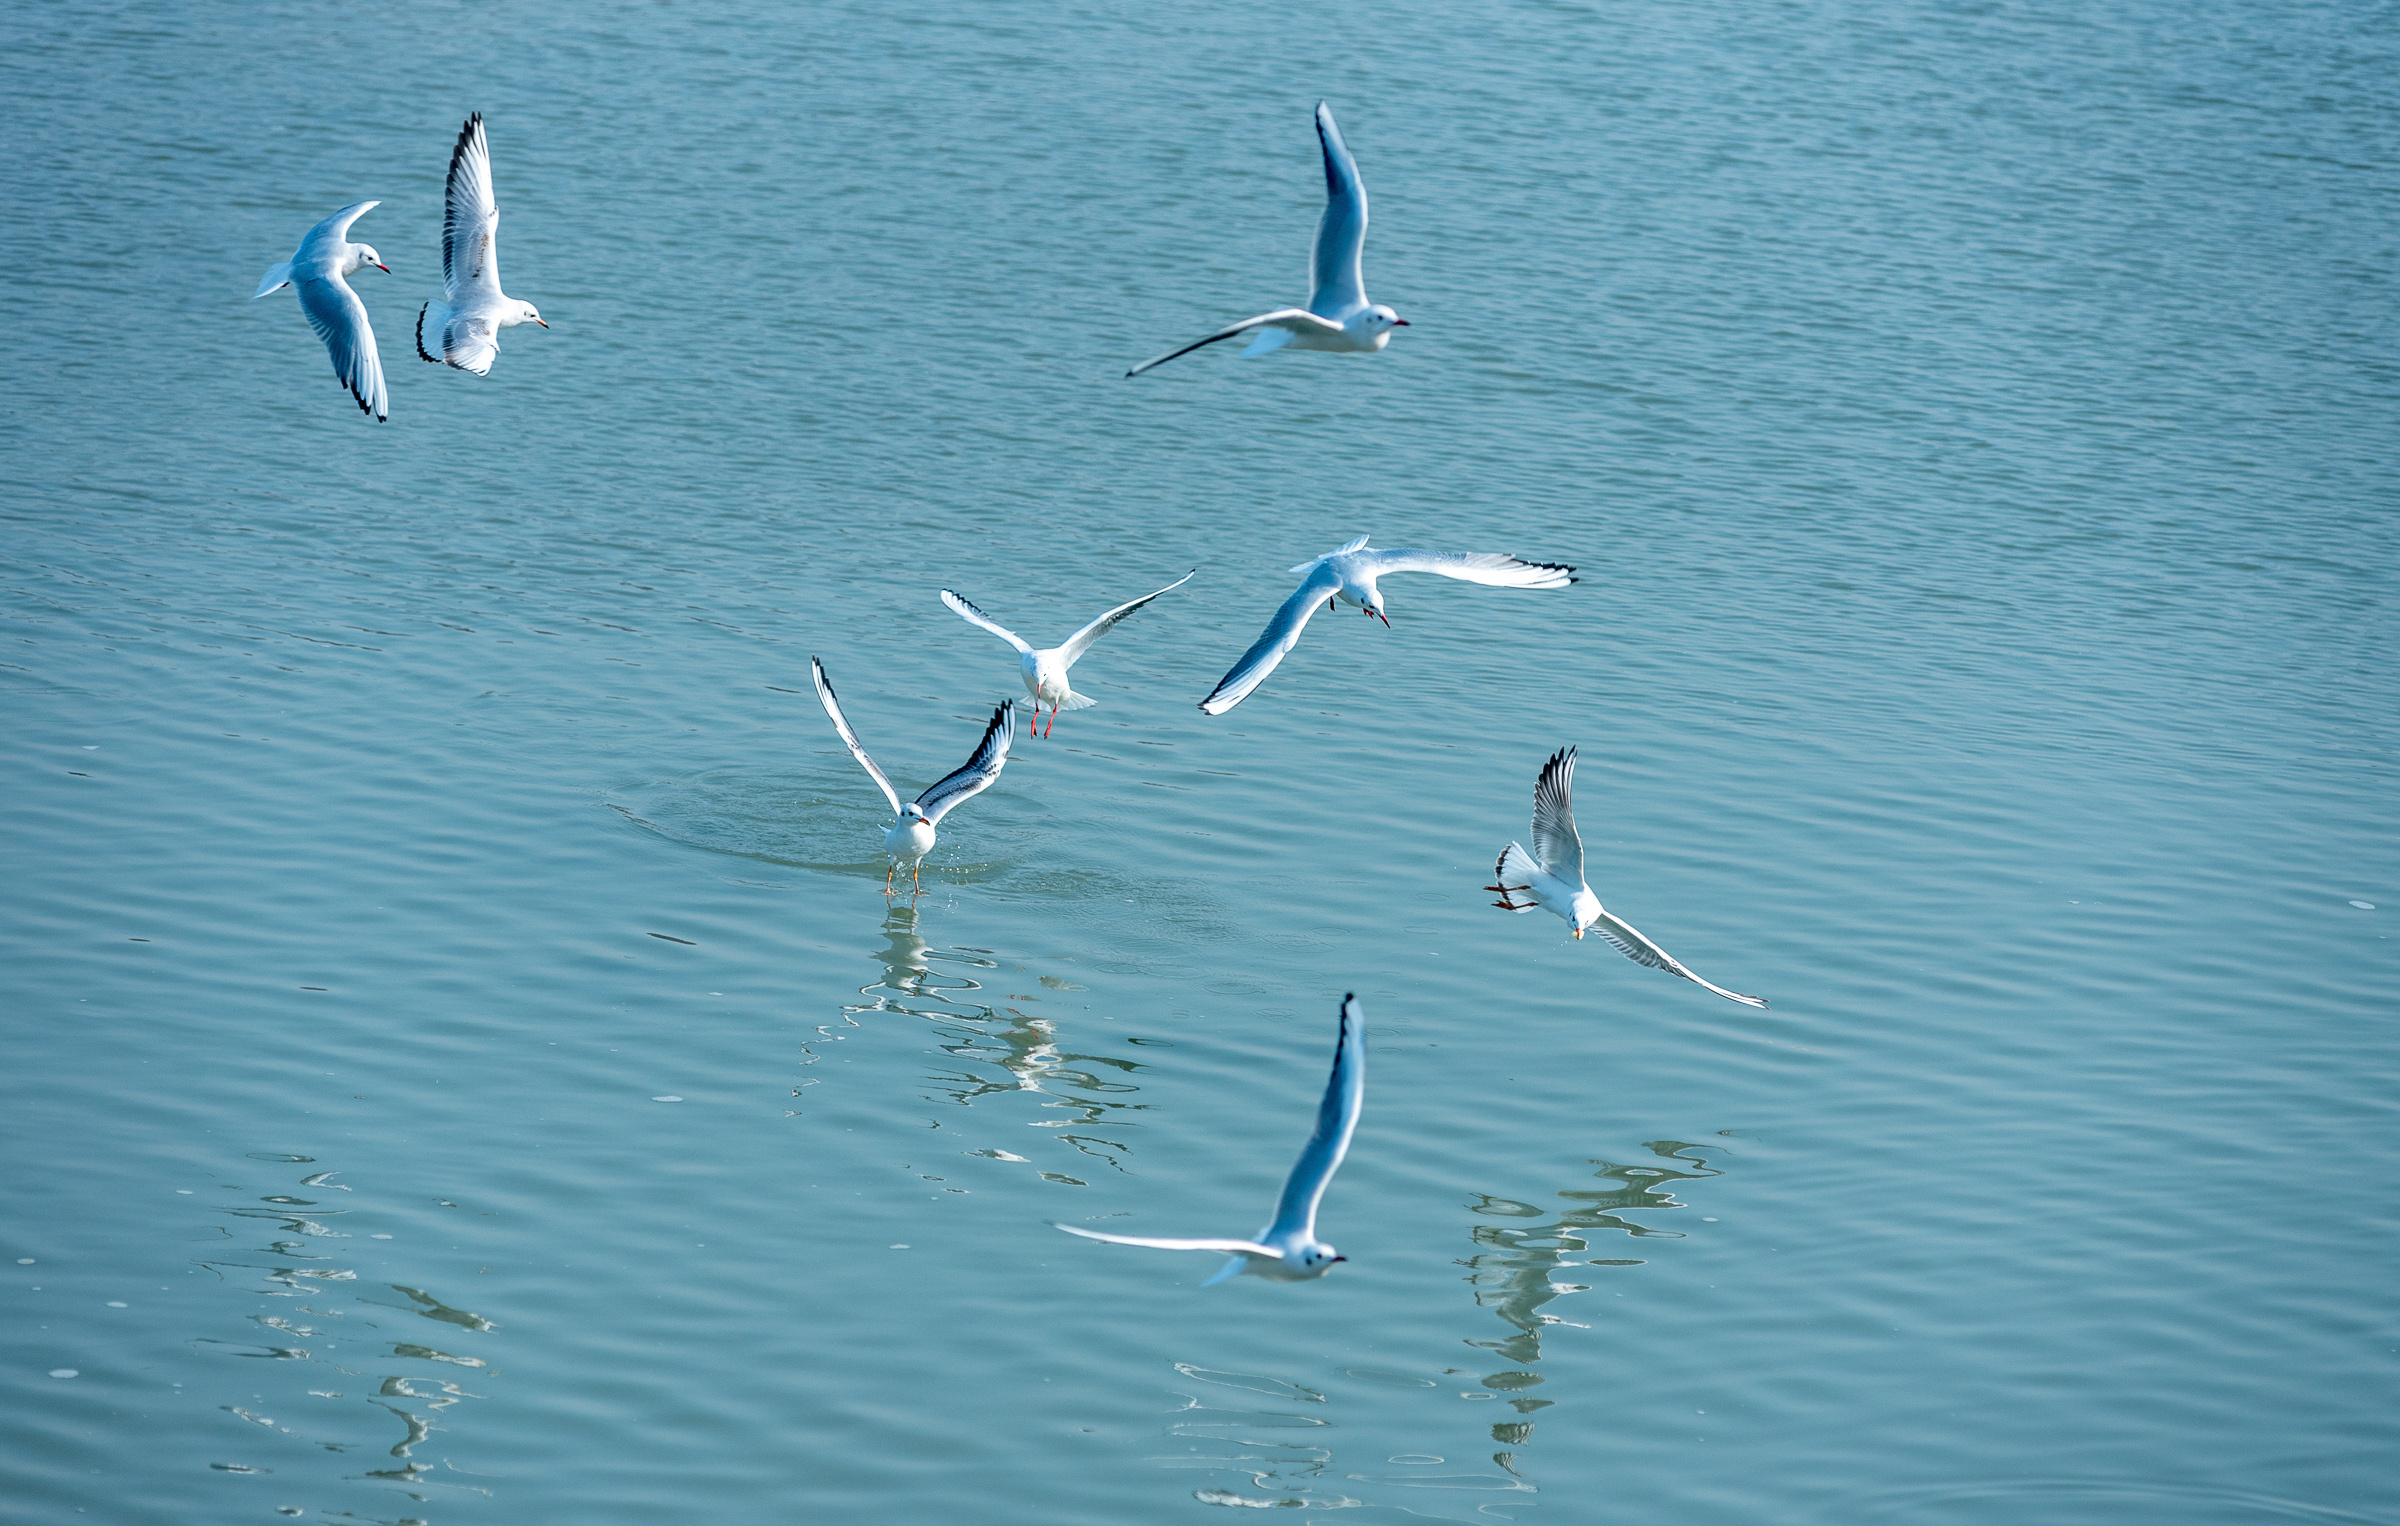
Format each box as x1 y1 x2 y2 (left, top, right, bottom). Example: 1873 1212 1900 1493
186 1160 500 1506
1457 1142 1726 1453
837 905 1148 1179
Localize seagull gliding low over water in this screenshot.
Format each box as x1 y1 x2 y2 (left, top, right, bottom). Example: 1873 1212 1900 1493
1126 103 1407 378
418 113 546 376
1489 747 1769 1008
810 657 1015 893
1053 993 1365 1284
1198 536 1577 714
940 570 1196 737
254 200 390 421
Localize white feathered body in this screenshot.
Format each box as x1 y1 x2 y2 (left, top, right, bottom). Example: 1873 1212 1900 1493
253 200 389 421
881 811 938 867
418 114 544 377
1020 649 1099 713
1496 840 1603 934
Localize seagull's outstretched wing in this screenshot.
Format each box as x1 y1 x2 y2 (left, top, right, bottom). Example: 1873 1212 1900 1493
1050 1222 1281 1257
1126 309 1344 378
299 200 382 259
809 657 903 816
915 701 1015 823
295 273 388 421
1057 569 1197 665
1358 549 1578 589
1308 102 1369 320
1587 909 1769 1009
1198 561 1342 714
1530 747 1584 885
1265 994 1366 1243
1289 535 1370 575
442 113 501 305
939 590 1033 655
437 310 501 376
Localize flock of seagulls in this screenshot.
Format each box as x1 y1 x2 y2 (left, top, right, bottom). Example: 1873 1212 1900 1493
253 114 544 421
819 530 1761 1284
252 103 1769 1287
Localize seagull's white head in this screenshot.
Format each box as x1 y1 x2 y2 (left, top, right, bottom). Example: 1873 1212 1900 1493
1568 891 1603 939
349 244 390 276
511 300 548 329
1293 1244 1347 1275
1366 304 1407 332
1355 583 1392 627
899 802 930 824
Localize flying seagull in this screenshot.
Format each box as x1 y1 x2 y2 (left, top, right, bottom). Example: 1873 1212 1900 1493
1489 747 1769 1008
254 200 390 421
940 570 1196 737
1127 103 1407 378
1198 536 1575 714
1053 993 1365 1284
810 657 1015 893
417 113 546 375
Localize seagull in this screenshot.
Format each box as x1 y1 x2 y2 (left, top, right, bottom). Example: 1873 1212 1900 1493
1198 536 1576 714
253 201 390 421
417 113 546 375
1126 102 1408 378
940 570 1196 738
809 657 1015 894
1053 993 1365 1284
1489 748 1769 1008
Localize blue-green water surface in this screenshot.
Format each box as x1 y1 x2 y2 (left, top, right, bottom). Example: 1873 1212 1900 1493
2 1 2395 1521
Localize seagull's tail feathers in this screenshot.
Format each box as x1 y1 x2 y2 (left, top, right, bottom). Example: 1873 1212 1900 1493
1201 1255 1248 1287
1496 843 1542 888
1055 691 1100 712
1489 843 1541 910
415 300 453 364
253 262 293 298
1240 327 1297 358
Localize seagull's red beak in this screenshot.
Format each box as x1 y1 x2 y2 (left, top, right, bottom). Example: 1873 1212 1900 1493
374 262 390 273
534 317 548 328
1371 608 1390 627
1392 318 1410 326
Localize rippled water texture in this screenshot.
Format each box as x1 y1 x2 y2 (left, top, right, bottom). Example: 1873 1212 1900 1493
3 0 2395 1520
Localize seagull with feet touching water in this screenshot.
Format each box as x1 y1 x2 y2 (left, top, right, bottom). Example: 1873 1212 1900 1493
810 658 1015 894
1127 103 1407 378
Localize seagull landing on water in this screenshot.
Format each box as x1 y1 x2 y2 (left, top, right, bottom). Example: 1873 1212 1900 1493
809 658 1014 895
1053 994 1365 1285
1126 103 1407 378
417 114 546 376
1198 536 1576 715
940 570 1195 738
1489 748 1769 1008
254 201 390 421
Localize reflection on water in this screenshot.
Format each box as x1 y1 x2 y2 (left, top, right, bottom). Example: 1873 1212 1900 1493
825 906 1152 1185
1144 1363 1541 1520
185 1159 499 1513
1456 1141 1727 1464
1822 1478 2391 1525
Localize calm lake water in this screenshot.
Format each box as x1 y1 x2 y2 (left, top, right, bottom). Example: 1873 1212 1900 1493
3 0 2395 1521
